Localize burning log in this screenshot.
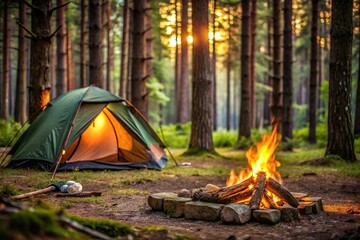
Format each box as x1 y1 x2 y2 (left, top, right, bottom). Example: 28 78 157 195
192 176 254 204
267 177 299 208
263 192 277 209
249 172 266 209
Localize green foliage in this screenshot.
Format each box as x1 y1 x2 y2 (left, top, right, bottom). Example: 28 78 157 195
156 123 191 148
143 226 169 233
66 214 133 237
293 104 308 129
235 136 253 150
4 208 81 239
213 130 238 147
181 147 219 157
0 184 19 196
0 119 27 147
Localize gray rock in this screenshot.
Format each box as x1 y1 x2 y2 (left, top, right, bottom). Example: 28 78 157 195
221 204 251 224
163 196 192 218
178 189 192 198
147 192 178 211
185 201 224 221
278 205 300 222
252 209 281 225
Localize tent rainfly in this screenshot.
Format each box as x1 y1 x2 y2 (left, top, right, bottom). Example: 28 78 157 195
7 86 167 173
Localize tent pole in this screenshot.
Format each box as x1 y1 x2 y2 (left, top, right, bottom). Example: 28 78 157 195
159 124 179 167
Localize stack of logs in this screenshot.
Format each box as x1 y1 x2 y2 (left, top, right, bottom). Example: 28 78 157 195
192 171 299 209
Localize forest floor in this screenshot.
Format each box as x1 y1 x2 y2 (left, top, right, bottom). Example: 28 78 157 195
1 148 360 239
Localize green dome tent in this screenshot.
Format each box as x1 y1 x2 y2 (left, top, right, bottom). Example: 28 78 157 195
7 86 167 173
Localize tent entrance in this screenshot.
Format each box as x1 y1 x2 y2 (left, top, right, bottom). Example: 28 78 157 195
62 107 149 164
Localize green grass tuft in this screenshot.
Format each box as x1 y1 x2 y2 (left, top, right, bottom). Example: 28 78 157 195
0 184 20 196
181 147 220 157
66 214 133 237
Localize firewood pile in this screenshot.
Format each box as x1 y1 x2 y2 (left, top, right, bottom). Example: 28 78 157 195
192 171 299 209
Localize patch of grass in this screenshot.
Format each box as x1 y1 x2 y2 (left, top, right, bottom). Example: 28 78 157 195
0 184 20 196
181 147 220 158
143 225 169 233
66 214 133 237
174 234 197 240
164 165 230 177
110 188 149 196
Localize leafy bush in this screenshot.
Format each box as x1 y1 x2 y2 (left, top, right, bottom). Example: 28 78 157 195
0 119 27 147
213 130 237 147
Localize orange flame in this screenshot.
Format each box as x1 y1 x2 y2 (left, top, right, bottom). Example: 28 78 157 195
226 124 282 187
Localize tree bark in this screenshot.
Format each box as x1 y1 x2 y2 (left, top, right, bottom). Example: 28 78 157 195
282 0 293 141
308 0 319 144
271 0 282 127
189 0 214 152
249 172 266 209
326 0 356 161
88 0 104 88
263 0 272 127
131 0 148 117
15 1 27 124
1 0 10 120
249 0 257 129
80 0 87 87
56 0 67 96
67 27 75 90
106 0 112 91
126 4 133 100
177 0 190 123
174 0 180 123
239 0 251 138
29 0 53 121
119 0 129 97
226 7 231 131
212 0 217 131
354 5 360 137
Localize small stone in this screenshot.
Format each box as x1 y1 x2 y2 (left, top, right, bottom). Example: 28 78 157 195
278 205 300 222
163 196 192 218
298 202 316 215
221 204 251 224
178 189 192 198
291 192 309 200
147 192 178 211
300 196 323 211
252 209 281 225
185 201 224 221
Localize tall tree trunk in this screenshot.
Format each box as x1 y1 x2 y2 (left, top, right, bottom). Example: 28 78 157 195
119 0 128 97
326 0 356 161
212 0 217 130
131 0 148 117
239 0 251 138
15 1 27 124
56 0 67 96
1 0 10 120
282 0 293 141
126 4 133 100
308 0 319 144
177 0 190 123
249 0 256 128
144 0 152 118
106 0 112 91
226 6 231 131
67 27 75 90
174 0 180 123
263 0 272 127
88 0 104 88
354 5 360 137
271 0 282 127
29 0 54 121
189 0 214 152
80 0 87 87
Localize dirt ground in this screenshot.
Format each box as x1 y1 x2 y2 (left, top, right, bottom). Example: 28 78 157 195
3 157 360 240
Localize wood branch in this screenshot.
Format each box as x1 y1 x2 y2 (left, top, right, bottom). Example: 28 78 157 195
58 216 112 240
48 25 62 39
143 7 152 12
142 26 152 34
48 2 71 16
263 192 277 209
25 35 34 40
142 74 150 81
22 0 39 11
192 176 254 204
13 186 56 200
249 172 267 209
267 177 299 208
16 21 37 39
56 191 102 198
142 57 153 61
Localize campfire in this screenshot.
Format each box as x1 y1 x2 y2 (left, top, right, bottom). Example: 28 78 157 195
192 124 299 209
148 124 323 224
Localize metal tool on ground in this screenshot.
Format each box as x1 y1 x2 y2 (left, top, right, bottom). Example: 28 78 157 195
13 181 66 200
